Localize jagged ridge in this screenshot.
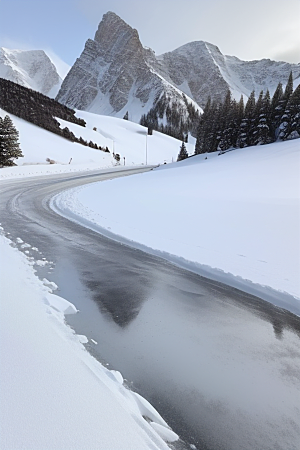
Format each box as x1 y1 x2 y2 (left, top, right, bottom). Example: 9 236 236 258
56 11 300 124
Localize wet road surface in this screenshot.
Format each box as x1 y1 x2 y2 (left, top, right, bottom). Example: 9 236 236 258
1 169 300 450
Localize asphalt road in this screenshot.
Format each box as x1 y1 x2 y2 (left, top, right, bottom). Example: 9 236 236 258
1 168 300 450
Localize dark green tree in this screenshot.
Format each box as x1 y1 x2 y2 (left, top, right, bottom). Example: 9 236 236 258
274 72 294 139
278 83 300 140
123 111 129 120
253 90 272 145
270 81 283 139
177 141 188 161
236 90 256 147
0 115 23 167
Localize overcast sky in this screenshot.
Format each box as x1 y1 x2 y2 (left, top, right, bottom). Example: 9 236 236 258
1 0 299 77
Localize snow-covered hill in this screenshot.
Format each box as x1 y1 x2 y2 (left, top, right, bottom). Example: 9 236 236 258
56 11 300 119
0 47 62 97
0 107 194 179
53 139 300 314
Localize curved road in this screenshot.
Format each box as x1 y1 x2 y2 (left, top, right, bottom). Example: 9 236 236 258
1 169 300 450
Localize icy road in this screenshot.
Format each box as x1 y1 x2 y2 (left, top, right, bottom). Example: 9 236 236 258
1 168 300 450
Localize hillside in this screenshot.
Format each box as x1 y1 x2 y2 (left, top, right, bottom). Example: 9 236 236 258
0 106 195 179
53 139 300 314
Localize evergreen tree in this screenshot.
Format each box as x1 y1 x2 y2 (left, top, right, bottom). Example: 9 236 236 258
253 90 272 145
195 97 211 154
0 115 23 166
123 111 129 120
270 81 283 139
236 90 256 147
278 83 300 140
177 142 188 161
283 71 294 102
274 72 294 139
218 91 243 151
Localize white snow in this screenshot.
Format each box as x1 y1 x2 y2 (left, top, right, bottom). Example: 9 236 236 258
0 108 194 179
52 139 300 313
1 94 300 448
0 233 177 449
0 47 62 97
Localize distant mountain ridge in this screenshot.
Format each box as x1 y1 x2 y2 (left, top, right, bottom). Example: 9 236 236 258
157 41 300 107
0 47 62 98
56 11 300 122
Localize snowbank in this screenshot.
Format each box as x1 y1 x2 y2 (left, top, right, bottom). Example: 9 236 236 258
52 139 300 314
0 232 178 449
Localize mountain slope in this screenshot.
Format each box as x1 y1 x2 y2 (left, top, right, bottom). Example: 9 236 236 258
56 12 200 124
0 47 62 97
159 41 300 107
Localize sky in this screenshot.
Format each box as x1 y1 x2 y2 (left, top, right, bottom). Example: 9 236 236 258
0 0 299 77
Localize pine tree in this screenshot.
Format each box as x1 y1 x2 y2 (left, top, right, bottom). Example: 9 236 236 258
270 81 283 139
274 72 294 139
123 111 129 120
195 97 211 154
218 90 233 151
283 71 294 102
177 142 188 161
253 90 272 145
236 90 256 147
278 83 300 140
0 115 23 167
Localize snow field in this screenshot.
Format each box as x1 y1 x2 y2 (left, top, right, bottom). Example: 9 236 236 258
0 232 178 449
0 107 195 180
53 139 300 313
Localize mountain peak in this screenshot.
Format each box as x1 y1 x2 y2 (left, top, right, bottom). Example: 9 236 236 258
0 47 62 97
94 11 139 47
57 11 299 119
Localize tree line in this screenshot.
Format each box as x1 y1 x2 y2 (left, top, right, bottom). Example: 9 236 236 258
0 78 108 151
195 72 300 154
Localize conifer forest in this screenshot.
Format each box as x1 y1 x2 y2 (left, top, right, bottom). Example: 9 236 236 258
195 72 300 154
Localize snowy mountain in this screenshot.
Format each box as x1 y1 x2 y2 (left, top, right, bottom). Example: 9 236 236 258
0 47 62 98
56 12 200 122
57 11 300 119
159 41 300 107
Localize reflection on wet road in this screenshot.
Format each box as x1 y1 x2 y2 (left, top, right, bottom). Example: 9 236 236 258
1 170 300 450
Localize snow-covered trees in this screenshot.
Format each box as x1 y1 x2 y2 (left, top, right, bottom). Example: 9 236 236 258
140 94 201 141
278 83 300 140
195 72 300 154
177 142 188 161
0 114 23 166
0 78 107 150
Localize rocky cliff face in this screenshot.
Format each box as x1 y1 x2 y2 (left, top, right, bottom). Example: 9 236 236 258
0 48 62 97
159 41 300 107
56 12 199 121
56 11 300 118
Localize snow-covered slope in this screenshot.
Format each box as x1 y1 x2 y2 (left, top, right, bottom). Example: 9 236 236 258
53 139 300 314
0 107 195 179
0 47 62 97
56 11 300 117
